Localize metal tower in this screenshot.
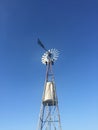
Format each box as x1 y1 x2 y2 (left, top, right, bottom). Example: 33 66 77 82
36 39 62 130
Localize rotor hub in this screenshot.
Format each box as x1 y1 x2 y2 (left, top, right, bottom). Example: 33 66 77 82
41 49 59 65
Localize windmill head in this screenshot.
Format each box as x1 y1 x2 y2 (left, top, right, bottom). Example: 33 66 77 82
37 38 59 65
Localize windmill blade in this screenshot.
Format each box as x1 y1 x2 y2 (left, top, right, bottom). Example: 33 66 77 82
37 38 48 51
41 48 59 65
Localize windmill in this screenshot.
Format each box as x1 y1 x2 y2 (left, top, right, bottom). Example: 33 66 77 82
36 39 62 130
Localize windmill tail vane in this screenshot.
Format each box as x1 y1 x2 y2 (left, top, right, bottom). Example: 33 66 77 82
37 38 48 51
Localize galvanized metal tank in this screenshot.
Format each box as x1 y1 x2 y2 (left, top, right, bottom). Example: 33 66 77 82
42 82 57 106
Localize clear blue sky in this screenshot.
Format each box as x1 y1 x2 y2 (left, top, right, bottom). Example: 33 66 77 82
0 0 98 130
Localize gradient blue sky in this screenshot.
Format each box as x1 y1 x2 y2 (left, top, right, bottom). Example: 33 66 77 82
0 0 98 130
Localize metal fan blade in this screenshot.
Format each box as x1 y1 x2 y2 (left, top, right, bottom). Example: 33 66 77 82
41 48 59 65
